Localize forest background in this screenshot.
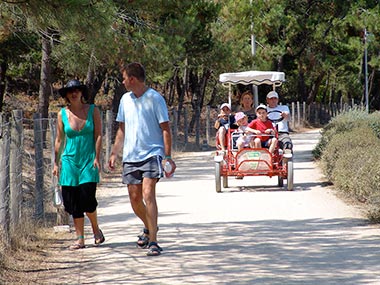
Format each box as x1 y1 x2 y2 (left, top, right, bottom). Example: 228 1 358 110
0 0 379 126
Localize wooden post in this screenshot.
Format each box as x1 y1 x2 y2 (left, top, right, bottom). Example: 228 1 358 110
206 106 210 146
315 103 319 125
0 114 10 247
296 101 301 128
195 105 200 148
302 102 306 127
172 108 178 151
10 110 23 230
33 113 44 221
105 110 113 173
184 106 188 149
291 102 295 130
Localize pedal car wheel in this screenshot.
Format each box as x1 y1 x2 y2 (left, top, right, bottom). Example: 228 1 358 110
286 160 294 190
223 175 228 188
215 161 222 193
278 176 284 187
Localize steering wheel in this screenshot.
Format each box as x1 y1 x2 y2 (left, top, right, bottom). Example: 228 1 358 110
267 110 284 124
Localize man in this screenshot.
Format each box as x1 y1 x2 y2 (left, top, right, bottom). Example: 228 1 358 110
108 62 176 256
266 91 293 153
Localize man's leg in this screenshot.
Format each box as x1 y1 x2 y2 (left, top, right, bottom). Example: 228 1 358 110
279 134 293 153
141 178 159 243
128 184 148 228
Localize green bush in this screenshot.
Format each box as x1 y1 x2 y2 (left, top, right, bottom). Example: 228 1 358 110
313 108 369 159
320 127 378 181
332 145 380 222
368 111 380 138
314 108 380 222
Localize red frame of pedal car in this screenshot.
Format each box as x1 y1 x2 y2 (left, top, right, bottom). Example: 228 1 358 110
214 70 293 192
216 127 288 179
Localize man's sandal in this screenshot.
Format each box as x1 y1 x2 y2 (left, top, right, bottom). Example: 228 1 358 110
69 236 85 250
137 227 160 249
94 228 105 245
137 228 150 248
146 241 163 256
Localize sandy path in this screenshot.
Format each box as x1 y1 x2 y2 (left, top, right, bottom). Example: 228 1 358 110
34 129 380 285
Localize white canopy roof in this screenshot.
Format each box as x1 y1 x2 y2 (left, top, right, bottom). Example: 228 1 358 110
219 71 285 86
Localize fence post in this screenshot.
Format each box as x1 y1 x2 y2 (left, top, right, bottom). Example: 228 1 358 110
0 114 10 247
315 103 319 125
184 106 188 149
302 102 306 127
291 102 295 130
10 110 23 230
206 106 210 146
172 108 178 151
296 101 301 128
33 113 44 221
105 110 113 172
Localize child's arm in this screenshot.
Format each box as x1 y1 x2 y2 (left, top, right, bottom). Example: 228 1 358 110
264 128 275 135
246 121 261 135
245 126 261 135
214 112 226 129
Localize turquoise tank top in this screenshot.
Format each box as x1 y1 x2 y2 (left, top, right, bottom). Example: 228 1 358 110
59 104 99 186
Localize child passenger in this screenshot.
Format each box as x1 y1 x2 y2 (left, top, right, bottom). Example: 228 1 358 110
214 103 237 151
234 112 256 151
248 104 277 154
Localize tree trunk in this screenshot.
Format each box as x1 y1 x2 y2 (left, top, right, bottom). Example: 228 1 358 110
306 72 325 105
85 51 106 105
38 32 52 119
0 60 7 112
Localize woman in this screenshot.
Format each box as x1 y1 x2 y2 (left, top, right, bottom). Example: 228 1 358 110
237 90 255 122
53 79 104 250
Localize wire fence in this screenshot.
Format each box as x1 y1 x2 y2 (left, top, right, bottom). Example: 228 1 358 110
0 100 355 249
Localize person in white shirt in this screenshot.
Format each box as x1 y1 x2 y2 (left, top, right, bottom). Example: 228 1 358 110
266 91 293 153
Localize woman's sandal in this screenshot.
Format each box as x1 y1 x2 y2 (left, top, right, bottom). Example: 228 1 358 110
94 229 105 245
146 241 163 256
69 243 85 250
69 236 85 250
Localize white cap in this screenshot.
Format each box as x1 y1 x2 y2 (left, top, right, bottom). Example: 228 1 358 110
255 104 267 112
220 103 231 110
267 91 279 99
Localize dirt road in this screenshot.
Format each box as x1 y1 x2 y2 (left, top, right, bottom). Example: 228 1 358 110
34 129 380 284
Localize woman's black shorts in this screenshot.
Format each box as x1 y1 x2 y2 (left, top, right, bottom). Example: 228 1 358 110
62 182 98 218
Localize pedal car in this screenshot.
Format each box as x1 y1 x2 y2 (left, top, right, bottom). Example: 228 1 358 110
214 71 293 192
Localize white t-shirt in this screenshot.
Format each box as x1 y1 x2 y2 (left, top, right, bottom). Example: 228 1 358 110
267 105 290 133
116 88 169 162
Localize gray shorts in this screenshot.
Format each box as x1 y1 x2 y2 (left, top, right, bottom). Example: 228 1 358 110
278 133 293 150
122 155 164 185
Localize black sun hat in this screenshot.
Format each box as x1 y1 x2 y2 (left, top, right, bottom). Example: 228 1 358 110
58 79 87 97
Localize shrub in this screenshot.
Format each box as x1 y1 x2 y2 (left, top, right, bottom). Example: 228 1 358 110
332 144 380 222
368 111 380 138
313 108 369 159
332 146 377 199
320 127 378 181
314 108 380 222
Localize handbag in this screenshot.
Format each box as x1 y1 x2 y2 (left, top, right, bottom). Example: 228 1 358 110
52 176 63 208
